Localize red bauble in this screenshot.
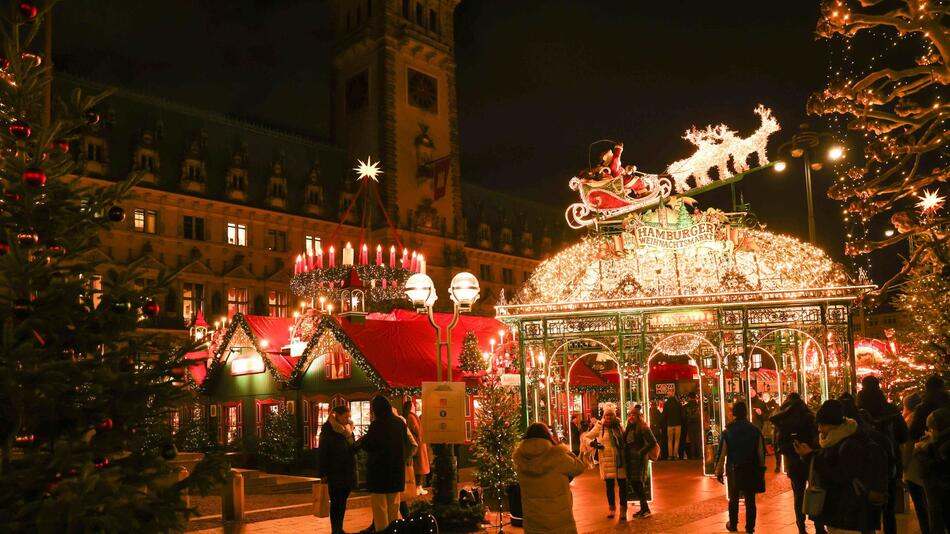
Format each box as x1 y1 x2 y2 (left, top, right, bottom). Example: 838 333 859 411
94 457 109 468
19 2 38 20
0 55 9 71
46 243 65 257
16 231 38 247
0 242 8 255
20 52 41 67
49 139 70 154
142 300 160 318
97 418 113 431
8 120 30 139
85 110 100 126
23 167 46 187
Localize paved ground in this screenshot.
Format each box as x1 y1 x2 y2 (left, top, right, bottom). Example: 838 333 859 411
190 456 924 533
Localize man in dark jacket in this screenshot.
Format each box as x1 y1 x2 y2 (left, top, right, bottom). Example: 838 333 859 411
685 393 702 460
319 405 357 534
857 376 908 534
716 402 766 533
911 375 950 442
665 394 684 460
358 395 408 532
770 392 825 534
916 408 950 534
794 399 882 533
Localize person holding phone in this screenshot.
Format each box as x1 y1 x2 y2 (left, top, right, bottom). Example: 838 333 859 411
770 392 826 534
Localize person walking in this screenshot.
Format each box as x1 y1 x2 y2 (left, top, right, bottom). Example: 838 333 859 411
857 376 908 534
911 375 950 443
915 408 950 534
319 405 357 534
357 395 408 532
685 392 702 460
624 405 658 519
513 422 587 534
793 399 884 534
570 414 582 457
716 402 766 533
770 392 826 534
902 392 930 534
584 404 628 520
402 400 429 496
650 399 667 460
665 393 684 460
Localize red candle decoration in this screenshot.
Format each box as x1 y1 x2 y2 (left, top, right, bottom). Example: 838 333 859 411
329 245 335 267
8 120 30 139
376 244 383 265
401 248 408 269
360 243 368 265
316 247 323 268
389 245 396 268
23 167 46 187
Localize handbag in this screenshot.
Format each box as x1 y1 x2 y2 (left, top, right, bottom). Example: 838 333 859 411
313 482 330 518
400 462 417 501
801 458 826 517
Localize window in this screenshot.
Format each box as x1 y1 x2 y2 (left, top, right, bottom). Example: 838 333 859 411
479 264 492 282
415 2 423 24
222 403 243 445
228 287 249 316
133 208 157 234
325 344 351 380
307 187 322 206
429 8 438 32
138 151 156 170
500 228 512 245
309 401 330 448
345 71 369 114
227 222 247 246
502 268 514 285
266 229 287 252
269 179 286 199
86 139 104 162
407 68 437 112
257 402 280 438
268 290 289 317
350 400 371 437
305 235 322 256
88 274 103 309
182 282 204 321
183 215 205 241
478 223 492 243
184 161 203 182
228 170 246 191
402 0 409 17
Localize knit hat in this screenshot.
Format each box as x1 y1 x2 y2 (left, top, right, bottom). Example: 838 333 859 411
861 375 881 391
602 402 617 416
816 399 845 425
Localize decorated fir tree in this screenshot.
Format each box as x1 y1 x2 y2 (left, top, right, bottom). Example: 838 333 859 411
0 5 223 531
175 408 216 453
471 378 520 504
256 406 298 468
458 330 485 374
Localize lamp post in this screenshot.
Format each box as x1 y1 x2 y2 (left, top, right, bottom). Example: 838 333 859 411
405 271 481 505
773 125 845 244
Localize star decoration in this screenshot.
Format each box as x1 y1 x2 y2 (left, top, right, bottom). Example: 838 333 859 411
353 156 383 182
916 189 945 215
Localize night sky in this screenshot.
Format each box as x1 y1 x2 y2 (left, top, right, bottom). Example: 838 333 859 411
50 0 898 282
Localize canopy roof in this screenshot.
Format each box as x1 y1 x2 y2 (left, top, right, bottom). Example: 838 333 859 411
506 224 865 316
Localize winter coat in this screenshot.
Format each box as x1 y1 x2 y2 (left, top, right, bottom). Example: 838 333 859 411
623 422 657 482
359 412 408 493
808 418 879 532
769 397 818 481
405 411 430 476
664 397 684 426
915 427 950 492
902 410 925 486
715 418 766 494
910 389 950 441
318 418 357 490
585 421 626 480
858 389 908 475
513 438 587 534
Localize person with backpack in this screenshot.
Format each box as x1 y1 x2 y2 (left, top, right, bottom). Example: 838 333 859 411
357 395 408 532
716 401 766 533
793 399 887 533
584 404 628 520
624 405 658 519
665 393 684 460
770 392 826 534
857 376 908 534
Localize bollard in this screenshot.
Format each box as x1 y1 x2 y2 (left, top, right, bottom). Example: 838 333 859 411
177 467 190 509
222 470 245 522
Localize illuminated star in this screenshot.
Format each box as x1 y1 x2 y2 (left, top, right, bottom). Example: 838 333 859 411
916 189 945 215
353 156 383 182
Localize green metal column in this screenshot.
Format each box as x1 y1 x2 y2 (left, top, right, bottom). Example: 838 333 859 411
518 320 529 431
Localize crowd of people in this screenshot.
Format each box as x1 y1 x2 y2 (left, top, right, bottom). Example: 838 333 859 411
316 375 949 534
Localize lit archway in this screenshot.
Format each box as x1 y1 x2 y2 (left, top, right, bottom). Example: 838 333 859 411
750 328 828 406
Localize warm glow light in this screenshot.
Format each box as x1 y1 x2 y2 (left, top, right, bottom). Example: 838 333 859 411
353 156 383 182
916 189 945 215
231 354 265 376
884 229 895 237
405 273 437 308
827 145 845 161
774 160 787 172
260 339 269 348
449 272 481 309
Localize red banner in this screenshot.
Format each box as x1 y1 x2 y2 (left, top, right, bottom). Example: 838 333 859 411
432 157 451 200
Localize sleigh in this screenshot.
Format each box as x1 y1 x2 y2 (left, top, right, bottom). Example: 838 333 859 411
565 173 672 229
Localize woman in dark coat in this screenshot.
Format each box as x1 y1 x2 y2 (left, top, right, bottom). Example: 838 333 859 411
358 395 408 532
319 405 357 534
770 392 825 534
624 405 658 519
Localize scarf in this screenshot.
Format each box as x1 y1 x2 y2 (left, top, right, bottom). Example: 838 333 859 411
603 423 624 468
819 417 857 448
329 417 355 445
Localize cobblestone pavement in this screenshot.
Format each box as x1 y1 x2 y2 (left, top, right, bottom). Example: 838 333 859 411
189 456 924 533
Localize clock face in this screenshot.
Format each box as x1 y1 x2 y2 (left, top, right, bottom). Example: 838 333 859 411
408 68 438 112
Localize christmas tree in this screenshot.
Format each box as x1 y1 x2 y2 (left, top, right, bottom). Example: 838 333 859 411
470 377 520 503
175 407 216 453
458 330 485 374
256 406 298 467
0 5 224 531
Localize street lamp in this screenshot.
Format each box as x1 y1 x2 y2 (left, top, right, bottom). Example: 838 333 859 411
774 125 845 244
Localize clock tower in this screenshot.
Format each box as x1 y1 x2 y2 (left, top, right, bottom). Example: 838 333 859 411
329 0 463 239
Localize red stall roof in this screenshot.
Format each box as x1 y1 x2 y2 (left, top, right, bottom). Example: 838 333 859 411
570 361 609 386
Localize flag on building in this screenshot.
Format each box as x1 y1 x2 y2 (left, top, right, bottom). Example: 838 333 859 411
432 156 451 200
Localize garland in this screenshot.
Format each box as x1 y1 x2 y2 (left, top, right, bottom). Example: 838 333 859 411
287 315 389 391
200 314 293 393
289 265 414 302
